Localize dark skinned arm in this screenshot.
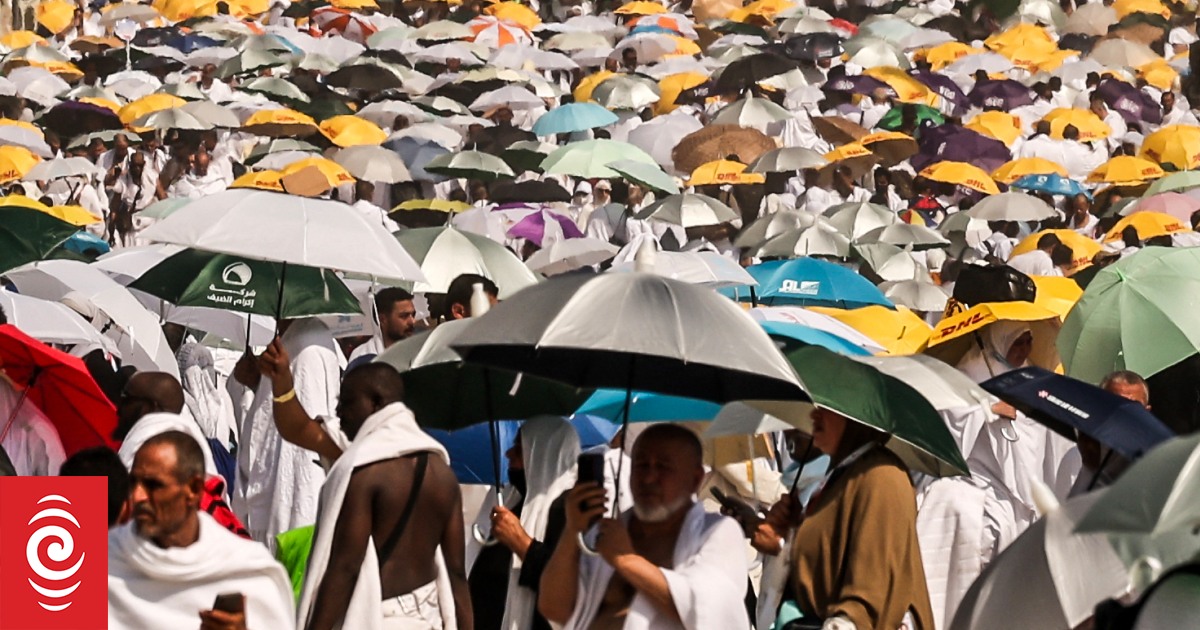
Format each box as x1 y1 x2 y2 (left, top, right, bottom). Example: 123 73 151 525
440 475 474 630
304 467 375 630
258 337 343 462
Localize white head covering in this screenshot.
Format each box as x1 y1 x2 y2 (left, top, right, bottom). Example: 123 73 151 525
500 416 579 630
955 321 1033 384
177 342 238 449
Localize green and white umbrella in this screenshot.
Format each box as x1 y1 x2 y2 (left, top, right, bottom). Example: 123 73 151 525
127 249 361 319
755 221 852 258
425 149 514 181
591 74 661 110
541 139 657 178
748 146 829 173
824 201 900 240
606 159 680 195
395 226 539 297
633 192 738 228
1059 247 1200 384
333 145 412 183
0 205 82 274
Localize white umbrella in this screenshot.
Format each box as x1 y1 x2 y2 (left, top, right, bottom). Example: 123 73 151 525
333 145 413 183
1065 3 1116 36
858 223 951 250
389 123 463 150
847 38 910 69
7 66 69 107
133 107 212 131
452 206 509 243
748 147 829 173
23 157 105 182
879 279 950 312
825 201 900 240
5 261 178 376
756 222 853 258
704 402 793 439
634 193 738 228
490 45 578 71
712 96 793 132
395 226 539 297
736 210 819 249
855 242 933 282
526 237 619 275
627 111 704 172
0 289 117 354
0 124 52 157
748 306 886 354
180 100 242 128
1089 40 1160 69
139 189 425 283
609 250 758 288
591 74 661 110
357 101 433 127
470 85 544 112
967 192 1058 222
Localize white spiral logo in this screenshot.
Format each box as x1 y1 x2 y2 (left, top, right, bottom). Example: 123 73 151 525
26 495 85 612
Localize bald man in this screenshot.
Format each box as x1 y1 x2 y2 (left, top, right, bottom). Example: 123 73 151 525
115 372 185 440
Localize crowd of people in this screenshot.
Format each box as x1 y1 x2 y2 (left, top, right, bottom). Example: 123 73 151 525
4 0 1200 627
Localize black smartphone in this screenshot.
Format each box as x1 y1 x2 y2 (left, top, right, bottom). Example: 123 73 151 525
711 488 763 535
212 592 245 615
576 452 606 485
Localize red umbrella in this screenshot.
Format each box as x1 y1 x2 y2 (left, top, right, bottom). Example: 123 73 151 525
0 324 117 456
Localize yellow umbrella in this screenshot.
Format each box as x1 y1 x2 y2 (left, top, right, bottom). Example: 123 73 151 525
1140 125 1200 171
728 0 795 22
1012 229 1102 274
1103 211 1191 242
319 115 387 147
808 305 932 356
655 72 708 115
280 157 356 186
119 94 186 126
614 0 667 14
231 169 285 192
0 194 51 212
1113 0 1170 19
1087 155 1165 185
1042 107 1111 142
862 66 937 106
965 111 1023 146
0 119 45 138
687 160 765 186
80 97 122 114
918 161 1001 194
331 0 378 8
36 0 76 34
394 199 472 213
922 42 980 71
485 1 541 29
991 157 1068 184
822 142 878 182
1139 59 1178 91
573 69 617 103
46 204 102 226
666 36 702 57
926 301 1062 370
984 23 1055 56
32 60 83 80
1006 43 1075 73
0 30 45 49
859 131 918 167
0 146 41 183
242 108 320 137
1031 276 1083 321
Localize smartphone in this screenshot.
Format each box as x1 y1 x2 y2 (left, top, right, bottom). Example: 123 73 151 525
576 452 606 486
212 592 245 615
711 488 763 534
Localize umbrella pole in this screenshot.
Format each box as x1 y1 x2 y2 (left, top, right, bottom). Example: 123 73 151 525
273 262 288 338
789 440 813 495
581 364 633 557
0 369 37 445
473 369 503 546
750 286 758 308
1086 449 1115 492
244 314 253 349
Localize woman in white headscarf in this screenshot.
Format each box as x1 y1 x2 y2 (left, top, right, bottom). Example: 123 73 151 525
955 321 1034 384
176 342 238 450
469 415 580 630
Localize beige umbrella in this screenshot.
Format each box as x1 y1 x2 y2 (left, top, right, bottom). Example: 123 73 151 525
755 222 853 258
735 210 818 249
879 279 950 312
333 145 413 183
1064 3 1117 36
634 193 739 228
1089 39 1161 68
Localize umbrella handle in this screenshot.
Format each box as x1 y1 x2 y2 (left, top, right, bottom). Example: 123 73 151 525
576 531 600 557
472 523 500 547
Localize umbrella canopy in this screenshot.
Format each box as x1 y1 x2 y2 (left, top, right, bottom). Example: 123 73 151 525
735 258 895 309
879 279 950 312
609 250 757 289
541 139 657 178
755 222 853 259
139 189 424 283
1075 433 1200 537
375 319 590 431
824 201 900 240
0 204 82 274
1059 247 1200 384
967 192 1058 222
1141 126 1200 172
686 160 764 186
810 305 933 355
858 223 951 251
1013 173 1092 198
749 344 968 476
532 102 618 136
394 226 539 297
425 150 514 181
1088 156 1165 185
0 290 113 351
633 193 739 228
0 324 117 456
450 272 807 403
671 124 777 175
1144 171 1200 196
928 301 1062 372
1103 212 1191 242
919 160 1002 194
748 147 829 173
332 145 412 183
993 157 1068 184
526 238 618 275
606 160 681 195
128 249 362 319
507 208 584 246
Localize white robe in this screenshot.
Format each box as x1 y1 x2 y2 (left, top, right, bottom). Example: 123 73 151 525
178 342 239 450
0 378 65 476
565 502 749 630
297 402 457 630
108 512 295 630
233 318 338 544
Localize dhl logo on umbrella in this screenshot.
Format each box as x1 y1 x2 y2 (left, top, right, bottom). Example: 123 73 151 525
931 311 987 341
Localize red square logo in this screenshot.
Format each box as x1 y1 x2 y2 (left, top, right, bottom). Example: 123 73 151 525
0 477 108 630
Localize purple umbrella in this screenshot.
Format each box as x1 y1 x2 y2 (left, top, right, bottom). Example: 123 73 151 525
823 74 890 96
507 208 584 247
911 125 1012 174
1097 78 1163 125
911 69 968 114
968 79 1035 110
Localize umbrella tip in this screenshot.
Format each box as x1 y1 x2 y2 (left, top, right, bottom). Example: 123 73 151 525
1030 480 1059 516
634 239 657 273
470 282 491 317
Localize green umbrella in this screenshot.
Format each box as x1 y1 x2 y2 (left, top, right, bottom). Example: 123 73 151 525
1143 170 1200 196
138 198 192 221
425 149 515 181
375 319 592 431
877 104 945 132
0 206 82 274
606 159 680 195
127 249 361 319
242 77 312 105
749 344 968 477
1058 247 1200 384
501 140 556 174
541 139 657 178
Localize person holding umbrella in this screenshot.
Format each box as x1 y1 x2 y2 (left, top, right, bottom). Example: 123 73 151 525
1069 371 1151 496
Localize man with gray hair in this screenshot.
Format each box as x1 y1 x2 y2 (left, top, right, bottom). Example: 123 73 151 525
1070 371 1151 496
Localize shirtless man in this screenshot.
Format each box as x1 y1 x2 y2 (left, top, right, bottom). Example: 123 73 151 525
279 364 471 630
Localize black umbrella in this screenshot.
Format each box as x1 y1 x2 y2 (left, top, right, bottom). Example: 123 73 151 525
325 64 405 91
466 125 536 155
714 52 798 94
490 179 571 203
785 33 844 62
36 101 123 138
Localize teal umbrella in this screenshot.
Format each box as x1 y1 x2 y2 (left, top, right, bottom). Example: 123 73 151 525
541 139 657 178
877 104 946 131
127 249 361 318
750 344 968 477
0 206 82 274
606 159 681 195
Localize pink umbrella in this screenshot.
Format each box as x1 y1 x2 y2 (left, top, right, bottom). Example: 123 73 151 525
1131 192 1200 223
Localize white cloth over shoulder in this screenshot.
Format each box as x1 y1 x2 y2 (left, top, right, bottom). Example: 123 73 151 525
117 411 218 479
564 502 749 630
0 377 65 476
108 512 295 630
297 402 457 630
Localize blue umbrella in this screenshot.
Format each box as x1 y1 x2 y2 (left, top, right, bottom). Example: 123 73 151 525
629 24 680 37
532 102 619 136
62 231 111 256
1012 173 1092 199
429 416 619 485
982 367 1174 461
164 33 220 53
727 258 894 309
574 389 722 423
383 136 450 182
760 321 872 356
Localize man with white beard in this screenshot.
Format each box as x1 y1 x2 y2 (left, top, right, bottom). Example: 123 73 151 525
538 424 749 630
